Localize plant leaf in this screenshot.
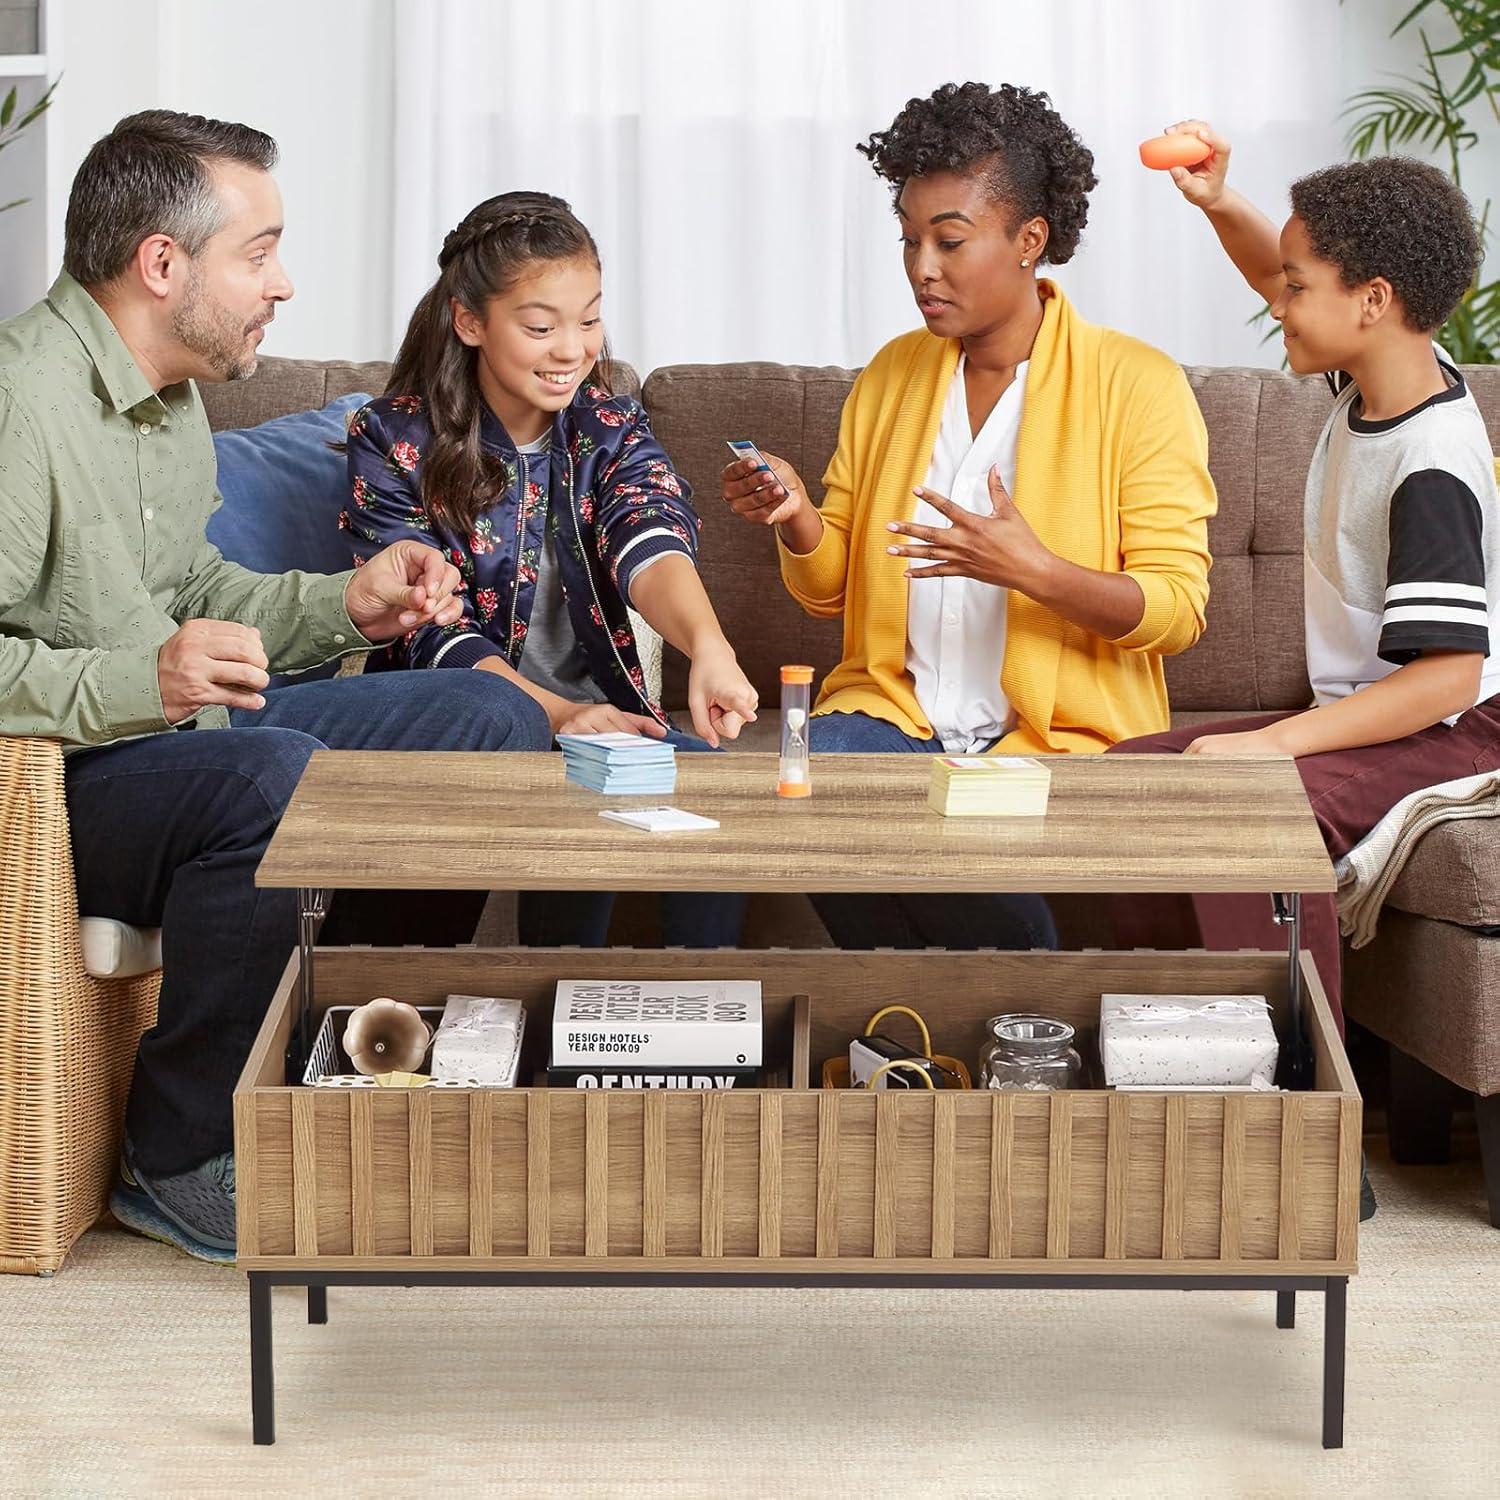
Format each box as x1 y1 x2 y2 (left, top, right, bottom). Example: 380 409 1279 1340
1357 0 1499 362
1343 83 1452 154
1392 0 1442 35
0 87 15 129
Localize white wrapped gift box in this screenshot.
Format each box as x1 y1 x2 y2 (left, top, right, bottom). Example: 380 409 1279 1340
429 994 526 1087
1100 994 1278 1089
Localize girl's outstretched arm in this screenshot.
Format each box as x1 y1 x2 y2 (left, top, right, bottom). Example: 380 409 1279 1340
628 554 759 747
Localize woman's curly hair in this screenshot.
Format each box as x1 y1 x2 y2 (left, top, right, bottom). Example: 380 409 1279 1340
857 81 1098 264
1289 157 1480 333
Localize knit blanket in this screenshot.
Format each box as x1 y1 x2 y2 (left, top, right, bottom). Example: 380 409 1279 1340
1335 771 1500 947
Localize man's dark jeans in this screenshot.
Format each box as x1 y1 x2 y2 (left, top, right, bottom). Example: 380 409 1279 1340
64 670 551 1176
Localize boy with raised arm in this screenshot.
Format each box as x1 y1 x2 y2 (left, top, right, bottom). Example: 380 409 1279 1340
1113 123 1500 1041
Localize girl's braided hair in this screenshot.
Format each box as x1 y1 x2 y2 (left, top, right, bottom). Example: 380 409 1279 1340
387 191 608 536
858 82 1097 264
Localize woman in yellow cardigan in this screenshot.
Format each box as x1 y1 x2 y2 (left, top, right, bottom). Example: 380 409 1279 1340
722 82 1216 950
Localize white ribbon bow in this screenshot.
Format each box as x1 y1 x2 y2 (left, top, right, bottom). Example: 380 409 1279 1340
1117 997 1269 1025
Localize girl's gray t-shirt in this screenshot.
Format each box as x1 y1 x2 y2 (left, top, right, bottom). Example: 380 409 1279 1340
515 431 609 705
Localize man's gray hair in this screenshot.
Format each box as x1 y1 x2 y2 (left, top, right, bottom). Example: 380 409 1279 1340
63 109 278 287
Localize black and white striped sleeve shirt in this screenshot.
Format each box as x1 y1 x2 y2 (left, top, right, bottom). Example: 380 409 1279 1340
1378 467 1490 662
1302 357 1500 714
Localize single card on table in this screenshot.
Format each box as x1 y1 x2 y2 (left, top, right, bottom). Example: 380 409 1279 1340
598 805 720 833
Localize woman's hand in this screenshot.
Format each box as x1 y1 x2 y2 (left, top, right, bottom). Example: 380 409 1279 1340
1183 727 1285 756
721 452 808 528
687 639 759 747
551 701 669 739
886 465 1055 592
1162 119 1231 210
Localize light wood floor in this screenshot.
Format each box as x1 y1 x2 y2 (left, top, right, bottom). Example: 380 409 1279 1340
3 1138 1495 1498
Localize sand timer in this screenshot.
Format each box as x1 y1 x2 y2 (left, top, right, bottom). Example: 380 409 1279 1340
778 665 813 798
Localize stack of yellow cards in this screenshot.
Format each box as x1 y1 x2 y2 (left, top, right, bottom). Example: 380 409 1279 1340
928 755 1051 817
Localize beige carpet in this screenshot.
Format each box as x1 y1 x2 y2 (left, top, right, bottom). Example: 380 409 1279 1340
3 1138 1496 1499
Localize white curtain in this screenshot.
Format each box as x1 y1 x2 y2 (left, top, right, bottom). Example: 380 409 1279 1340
389 0 1348 375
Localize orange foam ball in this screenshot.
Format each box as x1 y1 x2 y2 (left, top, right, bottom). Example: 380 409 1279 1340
1139 134 1213 170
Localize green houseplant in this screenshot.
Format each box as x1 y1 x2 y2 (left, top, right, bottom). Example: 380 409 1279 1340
1253 1 1497 363
0 75 58 214
1342 0 1498 362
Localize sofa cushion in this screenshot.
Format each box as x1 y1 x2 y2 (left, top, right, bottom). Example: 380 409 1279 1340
80 918 162 979
1344 908 1500 1095
206 392 370 686
1381 816 1500 928
643 362 862 707
208 392 370 578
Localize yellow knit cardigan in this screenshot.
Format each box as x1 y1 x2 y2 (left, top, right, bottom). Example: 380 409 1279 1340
778 282 1216 755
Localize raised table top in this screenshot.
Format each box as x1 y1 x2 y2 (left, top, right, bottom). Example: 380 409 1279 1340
257 751 1334 895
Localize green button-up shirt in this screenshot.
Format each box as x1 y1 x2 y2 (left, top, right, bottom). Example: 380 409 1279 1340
0 273 367 746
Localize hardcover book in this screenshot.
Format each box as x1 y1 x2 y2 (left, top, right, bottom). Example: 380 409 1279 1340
547 1067 759 1090
551 979 762 1067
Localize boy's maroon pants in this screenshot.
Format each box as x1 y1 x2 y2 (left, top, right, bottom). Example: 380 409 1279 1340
1109 701 1500 1035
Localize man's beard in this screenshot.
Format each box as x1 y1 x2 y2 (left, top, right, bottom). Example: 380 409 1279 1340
171 263 264 382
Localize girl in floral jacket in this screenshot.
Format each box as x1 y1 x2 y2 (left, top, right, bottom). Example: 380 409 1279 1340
343 190 756 946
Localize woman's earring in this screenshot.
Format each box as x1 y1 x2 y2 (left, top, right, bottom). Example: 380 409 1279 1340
1020 258 1031 268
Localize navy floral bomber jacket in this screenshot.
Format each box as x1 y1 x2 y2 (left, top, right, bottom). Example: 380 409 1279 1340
340 383 699 723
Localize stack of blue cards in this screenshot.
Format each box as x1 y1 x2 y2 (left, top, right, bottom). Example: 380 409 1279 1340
557 732 678 795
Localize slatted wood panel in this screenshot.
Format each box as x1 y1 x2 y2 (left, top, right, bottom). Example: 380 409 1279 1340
235 948 1359 1273
469 1092 492 1257
585 1092 609 1257
239 1082 1354 1273
758 1093 782 1257
700 1092 725 1257
408 1089 433 1257
351 1090 375 1256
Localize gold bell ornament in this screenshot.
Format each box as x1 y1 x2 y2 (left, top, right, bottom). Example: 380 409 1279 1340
342 997 433 1076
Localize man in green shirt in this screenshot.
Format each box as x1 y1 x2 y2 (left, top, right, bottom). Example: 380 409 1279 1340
0 110 551 1262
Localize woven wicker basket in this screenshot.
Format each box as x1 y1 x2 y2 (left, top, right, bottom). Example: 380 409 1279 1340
0 736 159 1274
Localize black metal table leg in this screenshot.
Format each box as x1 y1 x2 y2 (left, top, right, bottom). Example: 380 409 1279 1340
1276 1289 1296 1329
250 1274 275 1445
292 888 328 1078
1322 1276 1347 1449
240 1269 1348 1447
1271 892 1311 1088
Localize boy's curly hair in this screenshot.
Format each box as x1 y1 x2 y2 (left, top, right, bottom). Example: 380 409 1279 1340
857 81 1098 264
1290 157 1480 333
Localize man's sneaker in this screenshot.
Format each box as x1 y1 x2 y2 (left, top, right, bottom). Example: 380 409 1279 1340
109 1139 237 1265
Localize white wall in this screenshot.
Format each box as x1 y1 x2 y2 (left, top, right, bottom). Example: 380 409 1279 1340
44 0 1496 370
57 0 395 359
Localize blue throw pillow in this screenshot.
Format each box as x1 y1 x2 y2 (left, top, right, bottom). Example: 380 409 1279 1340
209 392 370 577
209 393 370 686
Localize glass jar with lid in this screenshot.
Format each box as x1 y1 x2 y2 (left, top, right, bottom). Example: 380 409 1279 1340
979 1014 1084 1091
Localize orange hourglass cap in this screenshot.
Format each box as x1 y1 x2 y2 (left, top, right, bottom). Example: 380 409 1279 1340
780 664 814 685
